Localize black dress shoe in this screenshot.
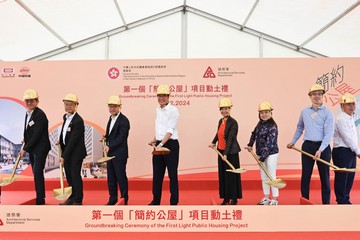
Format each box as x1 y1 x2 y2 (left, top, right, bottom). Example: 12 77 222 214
148 201 160 205
221 199 229 205
72 202 83 205
229 199 238 205
59 199 74 205
36 199 45 205
106 201 117 205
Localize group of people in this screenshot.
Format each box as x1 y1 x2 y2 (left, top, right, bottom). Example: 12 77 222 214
21 90 87 205
287 84 359 205
19 85 179 206
210 97 279 206
211 83 359 206
18 82 359 206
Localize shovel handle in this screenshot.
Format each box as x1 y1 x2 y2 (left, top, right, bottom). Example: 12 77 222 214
102 138 109 158
249 150 276 182
290 146 339 170
57 145 65 194
8 143 25 181
211 147 236 170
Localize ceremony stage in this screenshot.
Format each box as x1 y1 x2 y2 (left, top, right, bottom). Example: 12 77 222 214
2 169 360 205
1 169 360 240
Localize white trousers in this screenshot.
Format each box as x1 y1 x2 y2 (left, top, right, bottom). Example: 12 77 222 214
259 153 279 197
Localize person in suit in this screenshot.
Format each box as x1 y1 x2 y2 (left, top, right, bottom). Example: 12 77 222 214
148 84 180 205
19 89 51 205
59 93 87 205
209 98 242 205
102 95 130 205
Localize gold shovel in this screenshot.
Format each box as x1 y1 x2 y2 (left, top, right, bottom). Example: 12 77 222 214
290 146 359 173
0 143 25 187
97 138 115 163
211 146 247 174
53 145 72 200
249 150 286 189
151 143 171 155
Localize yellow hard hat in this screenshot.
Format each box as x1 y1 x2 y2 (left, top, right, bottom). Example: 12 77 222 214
107 95 121 105
258 101 273 111
219 98 233 108
63 93 79 104
156 84 170 95
340 93 356 104
308 84 325 96
23 89 39 100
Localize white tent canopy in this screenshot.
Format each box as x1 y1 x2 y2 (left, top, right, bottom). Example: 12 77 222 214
0 0 359 61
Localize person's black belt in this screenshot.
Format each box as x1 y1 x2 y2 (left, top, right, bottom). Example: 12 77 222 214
156 139 178 143
334 146 351 150
304 140 322 144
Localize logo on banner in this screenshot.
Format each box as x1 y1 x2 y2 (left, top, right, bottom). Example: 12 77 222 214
1 67 15 78
18 67 31 78
203 67 216 78
108 67 120 79
0 218 3 226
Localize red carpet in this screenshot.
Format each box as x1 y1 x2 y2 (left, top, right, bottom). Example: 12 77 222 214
2 169 360 205
1 169 360 240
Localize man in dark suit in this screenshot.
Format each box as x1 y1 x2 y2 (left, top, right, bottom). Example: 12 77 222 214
103 95 130 205
59 93 87 205
20 89 51 205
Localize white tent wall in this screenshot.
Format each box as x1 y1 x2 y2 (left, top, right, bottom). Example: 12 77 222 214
0 0 63 61
45 39 107 60
262 40 309 58
108 13 182 60
43 11 311 61
305 6 360 56
0 0 360 61
187 13 260 58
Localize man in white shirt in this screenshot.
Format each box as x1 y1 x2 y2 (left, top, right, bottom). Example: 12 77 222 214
333 93 360 204
148 84 180 205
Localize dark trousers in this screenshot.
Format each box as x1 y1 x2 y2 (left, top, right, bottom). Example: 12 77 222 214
29 153 47 203
107 157 128 201
332 147 356 204
152 140 179 205
301 141 331 204
217 150 242 200
64 155 84 203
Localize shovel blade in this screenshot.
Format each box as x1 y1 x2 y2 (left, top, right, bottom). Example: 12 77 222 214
152 146 171 155
0 176 19 186
265 179 286 189
53 187 72 201
97 156 115 163
226 168 247 174
152 150 171 155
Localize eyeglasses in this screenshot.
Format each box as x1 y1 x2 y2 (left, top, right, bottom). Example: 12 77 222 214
108 105 120 108
64 103 76 107
310 92 323 97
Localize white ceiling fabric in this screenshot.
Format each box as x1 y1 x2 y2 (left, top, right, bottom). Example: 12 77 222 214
0 0 359 61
